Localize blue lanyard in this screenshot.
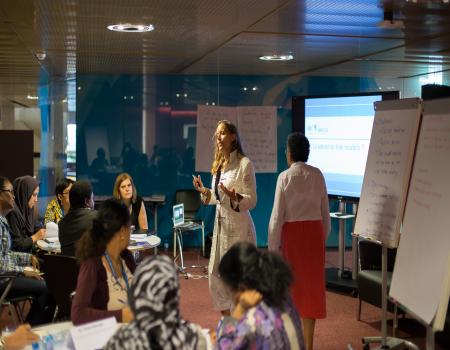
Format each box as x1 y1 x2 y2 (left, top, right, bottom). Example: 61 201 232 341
103 251 130 292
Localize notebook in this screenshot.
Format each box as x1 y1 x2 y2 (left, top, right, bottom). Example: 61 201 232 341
173 203 196 229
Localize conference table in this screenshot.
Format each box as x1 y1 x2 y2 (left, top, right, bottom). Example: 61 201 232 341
25 318 212 350
37 232 161 255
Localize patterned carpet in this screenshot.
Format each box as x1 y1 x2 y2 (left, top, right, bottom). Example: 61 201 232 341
0 248 447 349
177 249 447 350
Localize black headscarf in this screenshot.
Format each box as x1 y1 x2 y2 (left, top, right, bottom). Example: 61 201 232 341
104 255 200 350
13 175 39 234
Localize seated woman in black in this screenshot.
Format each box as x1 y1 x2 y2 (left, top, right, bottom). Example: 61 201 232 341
113 173 148 231
6 176 45 252
0 176 55 326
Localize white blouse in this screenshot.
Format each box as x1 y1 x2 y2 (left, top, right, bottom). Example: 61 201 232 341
268 161 331 251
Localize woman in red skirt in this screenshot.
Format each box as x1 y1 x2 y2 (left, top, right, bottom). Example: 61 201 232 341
268 132 331 350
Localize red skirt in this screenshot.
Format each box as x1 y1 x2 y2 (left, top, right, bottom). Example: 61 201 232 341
281 220 326 319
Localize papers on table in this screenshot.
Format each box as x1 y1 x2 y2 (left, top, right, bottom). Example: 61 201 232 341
45 221 59 239
70 317 118 350
128 235 161 251
130 233 147 240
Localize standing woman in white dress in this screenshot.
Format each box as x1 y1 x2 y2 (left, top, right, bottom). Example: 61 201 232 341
193 120 257 316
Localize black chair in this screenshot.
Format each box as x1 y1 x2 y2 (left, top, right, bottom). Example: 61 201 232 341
174 189 205 256
172 190 206 275
0 272 34 325
42 254 80 321
175 189 202 221
357 239 399 321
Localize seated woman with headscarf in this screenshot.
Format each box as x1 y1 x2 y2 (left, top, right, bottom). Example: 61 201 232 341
215 242 305 350
71 198 135 325
105 255 210 350
6 176 45 252
44 178 74 224
0 176 55 326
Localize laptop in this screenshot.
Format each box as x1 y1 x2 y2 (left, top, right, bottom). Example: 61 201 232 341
173 203 196 229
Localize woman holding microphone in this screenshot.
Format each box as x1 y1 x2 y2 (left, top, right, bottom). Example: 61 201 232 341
193 120 257 316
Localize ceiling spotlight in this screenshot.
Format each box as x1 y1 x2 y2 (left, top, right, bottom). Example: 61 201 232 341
107 24 155 32
27 95 39 100
259 54 293 61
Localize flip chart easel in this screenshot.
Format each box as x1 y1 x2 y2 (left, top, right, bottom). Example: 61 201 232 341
353 98 422 349
389 97 450 349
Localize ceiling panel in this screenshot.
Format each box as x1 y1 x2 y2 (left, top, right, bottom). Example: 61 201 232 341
310 59 450 78
184 32 405 75
1 0 450 104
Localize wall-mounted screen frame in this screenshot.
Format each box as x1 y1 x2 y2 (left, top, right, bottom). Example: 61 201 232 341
292 91 399 202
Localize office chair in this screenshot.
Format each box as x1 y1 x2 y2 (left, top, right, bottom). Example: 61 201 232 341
357 240 399 320
42 254 80 321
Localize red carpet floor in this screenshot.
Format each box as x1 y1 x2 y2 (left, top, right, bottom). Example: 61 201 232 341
177 249 447 350
1 248 446 349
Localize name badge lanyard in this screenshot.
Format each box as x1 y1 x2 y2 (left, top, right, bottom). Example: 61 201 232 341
104 251 130 292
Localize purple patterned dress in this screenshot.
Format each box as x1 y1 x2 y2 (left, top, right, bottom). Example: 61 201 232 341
215 299 305 350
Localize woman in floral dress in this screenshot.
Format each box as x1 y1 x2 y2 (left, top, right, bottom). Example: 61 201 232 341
215 242 305 350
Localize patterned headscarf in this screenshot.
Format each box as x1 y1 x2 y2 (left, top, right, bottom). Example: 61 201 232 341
105 255 199 350
13 176 39 234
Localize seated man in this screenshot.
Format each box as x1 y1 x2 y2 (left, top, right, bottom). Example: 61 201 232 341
58 180 96 256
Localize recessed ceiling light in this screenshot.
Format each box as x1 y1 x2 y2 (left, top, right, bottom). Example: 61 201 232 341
107 24 155 33
259 54 293 61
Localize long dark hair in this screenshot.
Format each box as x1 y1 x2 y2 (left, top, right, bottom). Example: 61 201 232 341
218 242 293 308
76 198 130 261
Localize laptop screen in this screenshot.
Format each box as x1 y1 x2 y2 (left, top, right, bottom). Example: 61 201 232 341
173 204 184 226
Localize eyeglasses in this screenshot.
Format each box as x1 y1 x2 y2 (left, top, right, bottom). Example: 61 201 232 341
0 189 14 195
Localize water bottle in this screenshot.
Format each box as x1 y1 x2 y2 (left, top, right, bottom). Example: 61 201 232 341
164 240 169 252
31 334 54 350
32 342 41 350
44 334 54 350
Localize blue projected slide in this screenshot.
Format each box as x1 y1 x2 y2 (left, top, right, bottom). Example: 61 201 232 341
305 95 382 199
